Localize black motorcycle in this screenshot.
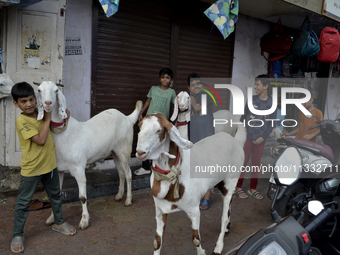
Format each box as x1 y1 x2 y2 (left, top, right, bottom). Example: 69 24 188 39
225 146 340 255
267 116 340 220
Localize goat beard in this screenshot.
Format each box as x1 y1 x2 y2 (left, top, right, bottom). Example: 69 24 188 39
43 107 52 112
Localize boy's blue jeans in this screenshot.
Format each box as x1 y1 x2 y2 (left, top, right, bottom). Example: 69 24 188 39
13 168 64 237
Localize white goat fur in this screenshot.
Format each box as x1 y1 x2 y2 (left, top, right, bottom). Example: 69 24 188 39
0 74 14 99
36 81 143 229
170 91 238 139
136 113 246 255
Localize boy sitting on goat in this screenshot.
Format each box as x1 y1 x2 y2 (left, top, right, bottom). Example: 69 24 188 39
10 82 76 254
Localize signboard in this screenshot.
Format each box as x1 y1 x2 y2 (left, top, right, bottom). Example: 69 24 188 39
283 0 322 15
65 37 83 56
322 0 340 22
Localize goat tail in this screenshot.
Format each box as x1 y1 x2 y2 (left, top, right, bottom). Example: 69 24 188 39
234 118 246 147
128 100 143 124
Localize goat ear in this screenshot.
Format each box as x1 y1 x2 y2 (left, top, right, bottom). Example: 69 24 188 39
185 95 191 122
170 97 178 122
35 91 44 120
56 89 68 119
168 126 193 150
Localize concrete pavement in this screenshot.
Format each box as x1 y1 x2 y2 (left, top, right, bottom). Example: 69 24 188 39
0 175 273 255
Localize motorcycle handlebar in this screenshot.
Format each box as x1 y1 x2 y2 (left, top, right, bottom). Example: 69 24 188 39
304 208 333 234
308 123 320 130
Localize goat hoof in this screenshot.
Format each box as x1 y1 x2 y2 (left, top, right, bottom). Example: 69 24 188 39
114 194 123 202
193 237 200 246
45 214 55 226
79 222 89 230
124 201 132 207
79 214 89 229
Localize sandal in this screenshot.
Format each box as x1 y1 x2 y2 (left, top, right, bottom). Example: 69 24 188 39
235 189 248 199
52 222 77 236
247 190 263 200
134 167 151 175
10 236 25 253
199 197 211 210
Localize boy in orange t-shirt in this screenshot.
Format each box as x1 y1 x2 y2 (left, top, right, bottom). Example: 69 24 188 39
282 96 323 143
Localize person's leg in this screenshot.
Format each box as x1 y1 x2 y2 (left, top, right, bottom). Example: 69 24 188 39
199 190 211 210
236 141 253 198
248 143 265 199
42 168 76 235
12 175 41 252
42 168 63 224
143 160 151 170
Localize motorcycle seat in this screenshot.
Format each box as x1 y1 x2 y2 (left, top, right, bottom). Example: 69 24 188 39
285 138 334 163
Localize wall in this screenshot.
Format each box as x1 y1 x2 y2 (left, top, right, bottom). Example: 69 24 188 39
325 64 340 120
230 14 270 112
63 0 92 122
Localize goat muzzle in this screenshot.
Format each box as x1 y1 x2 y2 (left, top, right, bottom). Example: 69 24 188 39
136 150 148 160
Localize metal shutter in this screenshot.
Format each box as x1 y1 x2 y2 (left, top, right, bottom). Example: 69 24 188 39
92 0 172 116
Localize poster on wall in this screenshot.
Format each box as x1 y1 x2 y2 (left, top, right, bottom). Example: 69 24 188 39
65 37 83 56
21 13 52 70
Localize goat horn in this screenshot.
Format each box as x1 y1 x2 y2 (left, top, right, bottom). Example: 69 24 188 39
33 82 41 86
56 83 64 87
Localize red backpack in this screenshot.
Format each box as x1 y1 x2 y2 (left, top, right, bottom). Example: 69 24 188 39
317 27 340 63
260 19 292 61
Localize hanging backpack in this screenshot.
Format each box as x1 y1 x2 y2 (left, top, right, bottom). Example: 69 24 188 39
260 19 292 61
317 27 340 63
291 16 320 57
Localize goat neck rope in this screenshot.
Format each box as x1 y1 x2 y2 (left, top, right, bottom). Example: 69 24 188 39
152 147 180 175
176 121 187 127
152 147 183 199
50 119 66 127
50 119 68 133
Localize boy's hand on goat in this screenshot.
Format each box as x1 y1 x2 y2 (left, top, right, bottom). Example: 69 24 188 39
138 114 143 122
43 111 52 122
66 109 71 121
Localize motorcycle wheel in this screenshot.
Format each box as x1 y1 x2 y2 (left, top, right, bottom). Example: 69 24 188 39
273 183 306 219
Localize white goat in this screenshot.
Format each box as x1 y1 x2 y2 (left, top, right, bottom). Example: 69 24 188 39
36 81 143 229
0 73 14 99
170 91 238 139
170 91 191 138
136 113 246 255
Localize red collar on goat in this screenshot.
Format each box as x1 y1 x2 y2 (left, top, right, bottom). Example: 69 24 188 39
50 119 66 127
176 121 187 127
152 147 180 175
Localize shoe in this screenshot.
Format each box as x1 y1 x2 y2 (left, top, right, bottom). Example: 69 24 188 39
52 222 77 236
235 189 248 199
199 197 211 210
10 236 25 253
247 190 263 200
134 167 151 175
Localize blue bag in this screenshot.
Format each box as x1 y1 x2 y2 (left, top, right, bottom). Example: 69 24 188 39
291 16 320 57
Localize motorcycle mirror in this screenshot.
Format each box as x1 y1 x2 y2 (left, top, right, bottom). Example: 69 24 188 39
274 146 301 186
308 200 324 216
